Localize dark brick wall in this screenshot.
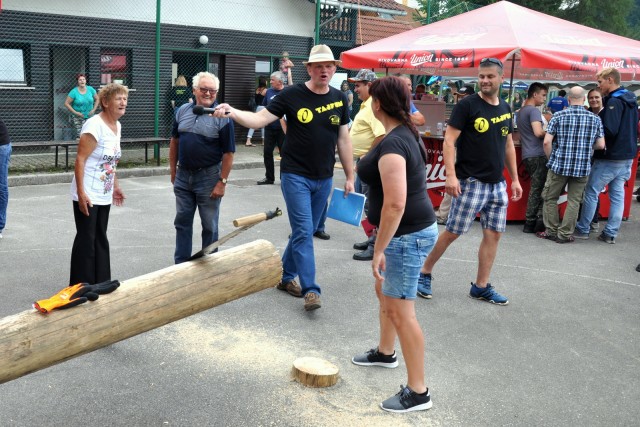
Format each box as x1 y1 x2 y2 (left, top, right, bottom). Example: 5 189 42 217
0 10 313 141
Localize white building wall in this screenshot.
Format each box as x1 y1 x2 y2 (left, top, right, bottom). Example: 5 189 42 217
5 0 316 37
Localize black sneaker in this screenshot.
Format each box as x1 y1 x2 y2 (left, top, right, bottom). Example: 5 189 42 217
380 385 432 413
353 245 374 261
597 233 615 244
352 347 398 368
522 221 536 233
353 240 369 250
313 231 330 240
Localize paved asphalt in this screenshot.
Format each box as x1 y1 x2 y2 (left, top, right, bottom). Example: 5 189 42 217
0 145 638 426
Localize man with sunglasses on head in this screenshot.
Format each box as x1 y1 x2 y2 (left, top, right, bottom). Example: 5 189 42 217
417 58 522 305
169 71 235 264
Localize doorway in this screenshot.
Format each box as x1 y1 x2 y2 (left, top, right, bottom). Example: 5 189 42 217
171 52 208 88
51 47 88 140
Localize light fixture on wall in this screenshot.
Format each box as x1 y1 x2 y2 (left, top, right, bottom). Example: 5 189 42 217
199 35 209 45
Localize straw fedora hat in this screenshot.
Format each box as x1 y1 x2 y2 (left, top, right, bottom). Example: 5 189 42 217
303 44 342 66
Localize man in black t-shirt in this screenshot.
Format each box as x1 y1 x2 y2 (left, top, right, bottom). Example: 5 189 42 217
256 71 286 185
417 58 522 306
214 45 354 312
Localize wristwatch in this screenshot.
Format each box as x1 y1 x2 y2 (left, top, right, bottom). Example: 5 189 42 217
219 177 227 185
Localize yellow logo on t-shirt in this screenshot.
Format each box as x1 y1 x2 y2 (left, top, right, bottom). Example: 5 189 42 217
491 113 512 124
501 126 509 136
297 108 314 123
314 100 344 113
329 115 341 126
474 117 489 133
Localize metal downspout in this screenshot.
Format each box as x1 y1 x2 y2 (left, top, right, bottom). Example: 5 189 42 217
154 0 161 162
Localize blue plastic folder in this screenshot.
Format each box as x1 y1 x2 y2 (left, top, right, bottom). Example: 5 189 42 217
327 188 366 226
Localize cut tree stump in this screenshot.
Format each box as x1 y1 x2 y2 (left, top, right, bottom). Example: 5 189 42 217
292 357 339 388
0 239 281 385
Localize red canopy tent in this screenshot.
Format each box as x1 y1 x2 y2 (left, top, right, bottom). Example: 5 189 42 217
340 1 640 83
341 1 640 221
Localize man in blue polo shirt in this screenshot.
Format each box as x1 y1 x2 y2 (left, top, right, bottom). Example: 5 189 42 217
169 71 235 263
547 89 569 114
396 74 426 126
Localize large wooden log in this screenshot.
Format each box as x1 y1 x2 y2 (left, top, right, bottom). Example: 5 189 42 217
0 239 281 384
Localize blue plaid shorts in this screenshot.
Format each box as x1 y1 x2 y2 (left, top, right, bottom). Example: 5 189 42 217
446 178 508 234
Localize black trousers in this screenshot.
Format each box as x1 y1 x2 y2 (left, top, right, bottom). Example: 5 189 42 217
264 127 285 182
70 201 111 285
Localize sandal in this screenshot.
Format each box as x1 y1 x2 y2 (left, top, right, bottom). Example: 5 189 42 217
245 142 256 147
535 231 557 241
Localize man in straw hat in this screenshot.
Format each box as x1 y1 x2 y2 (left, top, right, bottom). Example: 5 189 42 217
214 44 354 311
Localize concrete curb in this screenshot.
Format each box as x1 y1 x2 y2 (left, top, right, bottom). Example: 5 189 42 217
8 160 265 187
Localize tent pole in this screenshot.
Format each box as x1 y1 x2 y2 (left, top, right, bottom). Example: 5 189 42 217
508 54 516 110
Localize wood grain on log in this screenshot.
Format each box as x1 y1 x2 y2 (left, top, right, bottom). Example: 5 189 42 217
0 240 281 384
292 357 339 388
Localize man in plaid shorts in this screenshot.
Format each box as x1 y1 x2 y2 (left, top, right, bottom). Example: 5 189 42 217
417 58 522 305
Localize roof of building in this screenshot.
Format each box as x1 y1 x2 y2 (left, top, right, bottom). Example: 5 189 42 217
355 14 416 45
392 2 425 28
339 0 405 12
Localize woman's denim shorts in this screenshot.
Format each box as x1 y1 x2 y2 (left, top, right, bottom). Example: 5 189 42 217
381 222 438 300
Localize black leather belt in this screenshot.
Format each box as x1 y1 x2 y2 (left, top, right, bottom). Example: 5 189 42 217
179 164 216 173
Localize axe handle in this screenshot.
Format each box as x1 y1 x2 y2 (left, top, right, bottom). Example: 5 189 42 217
233 213 268 227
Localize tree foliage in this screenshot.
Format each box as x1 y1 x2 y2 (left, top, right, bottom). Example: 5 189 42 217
560 0 633 36
415 0 639 39
622 0 640 38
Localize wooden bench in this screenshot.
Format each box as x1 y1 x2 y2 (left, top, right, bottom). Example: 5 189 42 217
12 137 170 171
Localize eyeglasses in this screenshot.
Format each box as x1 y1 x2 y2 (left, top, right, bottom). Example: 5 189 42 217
480 58 504 68
198 87 218 95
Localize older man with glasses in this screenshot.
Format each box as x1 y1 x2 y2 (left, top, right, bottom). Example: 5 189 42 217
417 57 522 305
169 71 235 264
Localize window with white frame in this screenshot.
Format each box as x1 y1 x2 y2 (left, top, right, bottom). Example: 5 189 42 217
0 46 28 86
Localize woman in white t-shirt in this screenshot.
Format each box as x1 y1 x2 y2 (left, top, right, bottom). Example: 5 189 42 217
69 83 128 285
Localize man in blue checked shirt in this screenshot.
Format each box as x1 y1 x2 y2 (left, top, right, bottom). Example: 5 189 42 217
538 86 605 244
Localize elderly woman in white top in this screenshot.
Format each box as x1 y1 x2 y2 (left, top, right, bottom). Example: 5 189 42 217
69 83 128 285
